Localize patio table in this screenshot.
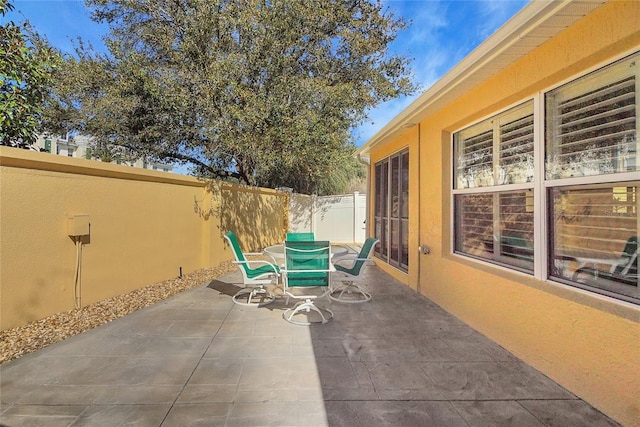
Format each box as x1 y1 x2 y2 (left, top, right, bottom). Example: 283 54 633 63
264 243 349 262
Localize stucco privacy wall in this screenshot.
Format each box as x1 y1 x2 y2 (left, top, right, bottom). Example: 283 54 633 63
0 148 286 330
218 182 287 252
369 2 639 426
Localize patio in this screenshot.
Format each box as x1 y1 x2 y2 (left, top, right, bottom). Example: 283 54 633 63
0 266 620 426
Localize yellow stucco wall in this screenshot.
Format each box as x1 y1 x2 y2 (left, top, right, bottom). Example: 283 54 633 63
369 2 640 425
0 148 286 330
219 183 287 252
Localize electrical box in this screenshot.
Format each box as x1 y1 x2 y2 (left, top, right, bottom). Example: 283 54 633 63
68 214 90 237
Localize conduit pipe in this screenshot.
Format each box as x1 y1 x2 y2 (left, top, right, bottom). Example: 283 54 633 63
73 237 83 309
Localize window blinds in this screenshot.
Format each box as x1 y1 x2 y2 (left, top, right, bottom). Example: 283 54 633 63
546 55 638 179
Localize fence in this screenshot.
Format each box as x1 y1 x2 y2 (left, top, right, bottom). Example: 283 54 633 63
288 192 367 244
0 147 288 330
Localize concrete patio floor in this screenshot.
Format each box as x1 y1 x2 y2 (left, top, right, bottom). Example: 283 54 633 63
0 266 621 426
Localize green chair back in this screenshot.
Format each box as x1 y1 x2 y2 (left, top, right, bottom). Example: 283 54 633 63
225 231 279 279
285 240 330 287
225 231 246 264
616 236 638 275
286 232 315 241
334 237 379 276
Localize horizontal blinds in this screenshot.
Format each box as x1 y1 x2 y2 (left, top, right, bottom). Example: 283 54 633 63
499 113 534 184
455 129 494 188
455 194 493 255
455 101 534 189
499 191 534 264
551 185 637 258
455 191 534 272
546 54 638 179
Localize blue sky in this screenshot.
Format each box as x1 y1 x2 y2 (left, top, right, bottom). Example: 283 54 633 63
6 0 528 147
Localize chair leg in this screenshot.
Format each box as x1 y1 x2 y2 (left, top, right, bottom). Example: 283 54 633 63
329 281 372 303
283 299 334 326
233 286 275 307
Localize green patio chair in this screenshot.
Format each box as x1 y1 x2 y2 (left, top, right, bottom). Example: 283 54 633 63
286 232 315 241
572 236 638 286
329 237 379 303
282 240 334 325
223 231 279 306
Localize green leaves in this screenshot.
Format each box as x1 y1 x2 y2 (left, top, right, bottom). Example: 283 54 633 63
1 0 61 147
44 0 415 194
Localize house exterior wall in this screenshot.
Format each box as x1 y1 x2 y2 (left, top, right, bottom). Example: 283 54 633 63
0 147 286 330
367 2 639 425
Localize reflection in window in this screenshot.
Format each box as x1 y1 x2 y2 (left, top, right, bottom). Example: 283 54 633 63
453 102 535 273
549 185 639 301
612 186 637 215
455 191 534 273
374 161 388 259
454 101 534 189
451 50 640 305
546 55 638 179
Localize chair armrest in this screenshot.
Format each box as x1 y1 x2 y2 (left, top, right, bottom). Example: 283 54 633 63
574 256 628 273
332 257 372 267
245 251 281 268
233 260 280 274
334 256 371 263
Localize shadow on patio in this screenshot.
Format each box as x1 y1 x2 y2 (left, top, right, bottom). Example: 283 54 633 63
0 267 620 426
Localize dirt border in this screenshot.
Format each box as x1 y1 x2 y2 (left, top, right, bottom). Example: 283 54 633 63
0 263 236 364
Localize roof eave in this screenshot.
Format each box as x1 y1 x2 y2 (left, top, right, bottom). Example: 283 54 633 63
355 0 606 158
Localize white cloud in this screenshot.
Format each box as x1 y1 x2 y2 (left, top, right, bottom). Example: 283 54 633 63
354 0 528 147
354 0 455 146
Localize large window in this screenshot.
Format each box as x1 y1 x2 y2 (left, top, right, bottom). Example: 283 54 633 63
453 101 535 273
545 57 637 179
545 52 639 302
375 149 409 271
549 185 638 301
453 51 639 304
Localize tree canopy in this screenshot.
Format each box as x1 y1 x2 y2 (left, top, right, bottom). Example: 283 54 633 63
43 0 416 194
1 0 61 148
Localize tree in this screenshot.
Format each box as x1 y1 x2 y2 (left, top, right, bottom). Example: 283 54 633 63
45 0 415 194
0 0 60 148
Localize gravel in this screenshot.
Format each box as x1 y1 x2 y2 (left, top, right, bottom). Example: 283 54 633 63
0 262 237 364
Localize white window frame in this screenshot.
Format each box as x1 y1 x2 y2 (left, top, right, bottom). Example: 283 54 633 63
452 100 536 273
451 49 640 305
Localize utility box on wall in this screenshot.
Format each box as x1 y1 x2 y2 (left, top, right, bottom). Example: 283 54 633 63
68 214 90 237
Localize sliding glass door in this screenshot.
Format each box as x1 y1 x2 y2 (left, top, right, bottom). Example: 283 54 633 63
374 149 409 271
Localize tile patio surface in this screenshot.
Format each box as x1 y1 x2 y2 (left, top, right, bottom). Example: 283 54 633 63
0 266 621 426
